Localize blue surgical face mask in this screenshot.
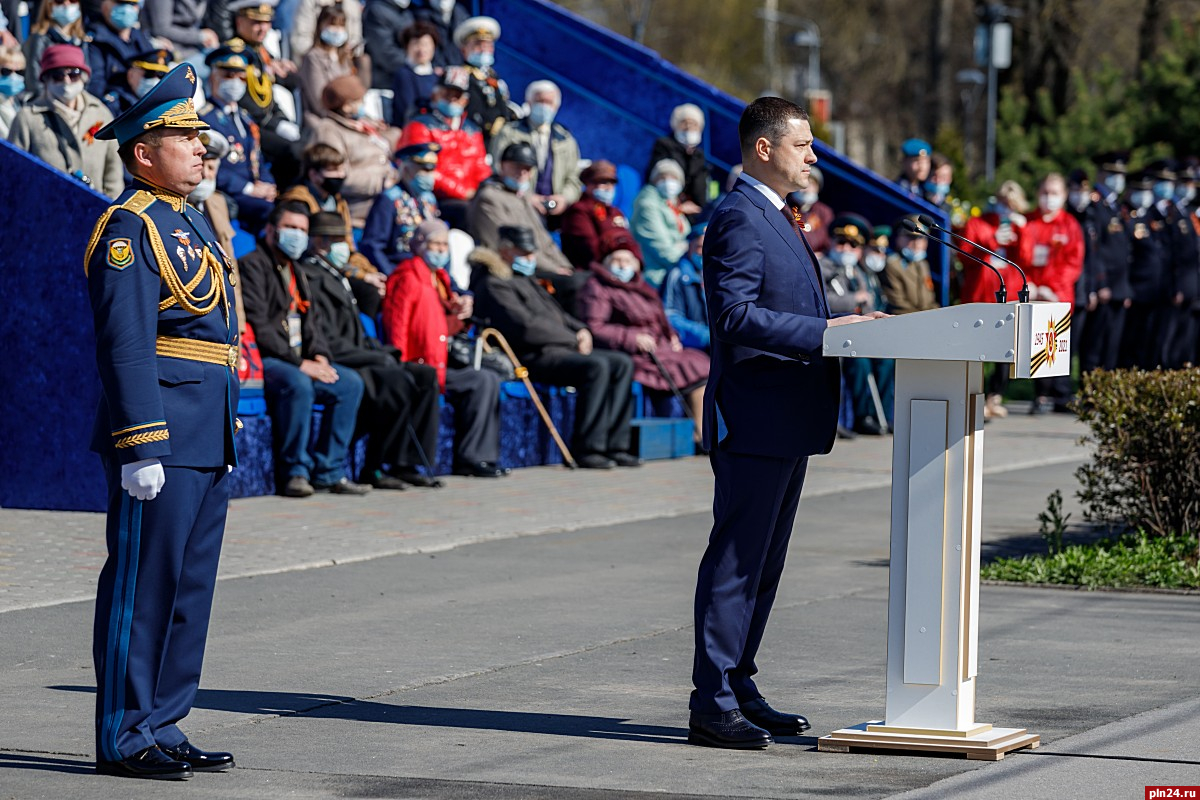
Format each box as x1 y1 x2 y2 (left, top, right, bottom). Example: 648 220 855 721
901 247 927 263
1177 184 1196 205
1153 181 1175 202
527 102 556 127
502 175 530 194
924 180 950 201
109 2 139 30
610 264 636 283
275 227 309 260
511 255 537 276
434 99 463 119
656 178 682 200
1130 190 1154 210
134 76 160 98
831 249 857 267
0 73 25 97
320 26 348 47
592 186 616 206
1103 173 1126 197
52 2 81 26
466 51 494 70
424 249 450 269
327 241 351 269
411 170 436 192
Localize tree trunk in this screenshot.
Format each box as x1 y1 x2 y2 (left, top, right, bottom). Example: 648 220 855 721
1138 0 1163 67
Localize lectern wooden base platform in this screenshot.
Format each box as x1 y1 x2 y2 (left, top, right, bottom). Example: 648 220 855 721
817 302 1071 761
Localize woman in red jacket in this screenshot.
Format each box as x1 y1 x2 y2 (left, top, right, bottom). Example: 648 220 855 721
959 180 1030 419
1016 173 1085 414
383 220 507 477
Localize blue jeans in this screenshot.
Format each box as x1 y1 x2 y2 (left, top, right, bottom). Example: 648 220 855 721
262 357 364 484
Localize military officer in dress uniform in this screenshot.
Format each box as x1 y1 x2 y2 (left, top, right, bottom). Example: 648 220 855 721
101 47 173 118
360 142 442 273
1083 151 1133 371
453 16 512 143
87 62 241 781
1119 171 1170 369
200 42 278 234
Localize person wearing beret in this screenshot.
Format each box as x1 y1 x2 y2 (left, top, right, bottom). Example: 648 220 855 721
200 43 278 232
470 224 641 470
85 63 240 780
453 15 511 142
308 73 400 227
85 0 154 100
360 141 442 272
560 159 636 270
8 44 124 197
895 137 931 198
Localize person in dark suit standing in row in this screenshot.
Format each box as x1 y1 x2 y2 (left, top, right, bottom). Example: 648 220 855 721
689 96 884 750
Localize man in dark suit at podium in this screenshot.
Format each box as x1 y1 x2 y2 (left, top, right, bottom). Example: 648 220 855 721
689 96 885 749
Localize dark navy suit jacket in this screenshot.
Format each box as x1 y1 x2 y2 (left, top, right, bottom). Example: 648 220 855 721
702 179 840 458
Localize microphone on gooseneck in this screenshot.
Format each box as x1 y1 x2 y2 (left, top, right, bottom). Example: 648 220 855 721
901 218 1007 303
916 214 1030 302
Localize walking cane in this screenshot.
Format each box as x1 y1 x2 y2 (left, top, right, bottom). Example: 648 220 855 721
866 372 891 434
478 327 577 469
647 349 694 421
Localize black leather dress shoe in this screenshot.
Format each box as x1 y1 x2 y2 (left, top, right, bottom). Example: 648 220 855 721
452 461 506 478
739 697 811 736
578 453 616 469
687 710 772 749
607 451 644 468
96 745 193 780
160 740 235 772
392 469 444 488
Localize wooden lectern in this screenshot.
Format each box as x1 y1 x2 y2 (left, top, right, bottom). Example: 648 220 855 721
817 301 1072 760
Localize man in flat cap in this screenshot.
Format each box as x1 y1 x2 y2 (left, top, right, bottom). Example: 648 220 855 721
86 62 240 780
453 15 511 142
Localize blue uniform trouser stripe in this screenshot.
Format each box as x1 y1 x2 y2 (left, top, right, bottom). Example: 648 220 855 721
97 489 141 761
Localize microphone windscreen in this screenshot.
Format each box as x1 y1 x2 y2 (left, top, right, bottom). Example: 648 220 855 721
916 214 936 228
901 218 921 232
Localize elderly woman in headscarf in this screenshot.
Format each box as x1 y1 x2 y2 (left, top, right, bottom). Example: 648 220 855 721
382 219 507 478
631 158 691 288
577 229 709 443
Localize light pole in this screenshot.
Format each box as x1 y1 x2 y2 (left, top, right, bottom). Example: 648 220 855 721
976 4 1014 184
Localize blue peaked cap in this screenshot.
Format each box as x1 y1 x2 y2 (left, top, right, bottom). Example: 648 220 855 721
94 63 209 145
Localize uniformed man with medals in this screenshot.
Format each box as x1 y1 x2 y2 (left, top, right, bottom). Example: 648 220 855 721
87 62 241 781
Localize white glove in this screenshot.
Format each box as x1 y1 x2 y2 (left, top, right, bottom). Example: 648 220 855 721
121 458 165 501
274 120 302 142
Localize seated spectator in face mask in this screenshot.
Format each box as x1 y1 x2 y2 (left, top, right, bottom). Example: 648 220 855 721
190 130 247 333
413 0 468 69
577 230 709 443
290 0 363 60
22 0 89 96
488 79 581 229
881 219 937 315
661 220 709 351
99 46 171 117
398 66 491 228
0 46 28 139
382 219 508 478
560 159 634 270
84 0 152 100
360 141 442 273
308 74 401 227
391 21 442 126
300 211 445 489
280 142 388 315
468 141 587 313
645 102 710 218
787 164 835 254
631 158 691 288
8 44 123 197
470 225 641 470
298 4 356 129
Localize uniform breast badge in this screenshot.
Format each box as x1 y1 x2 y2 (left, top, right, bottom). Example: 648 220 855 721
107 238 134 270
171 229 196 270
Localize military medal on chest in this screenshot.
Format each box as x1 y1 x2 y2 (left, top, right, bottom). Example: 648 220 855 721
171 229 196 271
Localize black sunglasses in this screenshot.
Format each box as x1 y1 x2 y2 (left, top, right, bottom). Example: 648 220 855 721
45 67 85 81
0 67 20 77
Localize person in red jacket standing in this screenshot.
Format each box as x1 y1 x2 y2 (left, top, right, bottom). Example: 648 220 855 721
1017 173 1085 414
397 67 491 230
959 179 1030 419
382 219 506 477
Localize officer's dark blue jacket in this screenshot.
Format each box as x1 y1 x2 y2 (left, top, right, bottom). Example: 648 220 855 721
85 22 154 100
85 179 241 469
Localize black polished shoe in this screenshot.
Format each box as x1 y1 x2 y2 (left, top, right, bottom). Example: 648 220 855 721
96 745 193 780
687 710 772 749
160 740 235 773
313 477 372 495
577 453 616 469
452 461 506 478
853 415 884 436
392 468 444 488
836 424 858 440
739 697 811 736
365 470 408 490
607 451 644 468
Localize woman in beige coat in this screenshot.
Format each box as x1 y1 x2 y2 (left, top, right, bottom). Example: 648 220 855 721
307 74 398 226
7 44 122 198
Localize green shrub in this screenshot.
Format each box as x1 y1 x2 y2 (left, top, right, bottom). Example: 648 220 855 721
982 532 1200 589
1074 369 1200 556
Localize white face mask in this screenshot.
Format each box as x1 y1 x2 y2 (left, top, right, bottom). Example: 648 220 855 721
656 178 682 200
134 76 161 99
1130 190 1154 210
1040 193 1065 213
218 78 246 104
1068 190 1090 212
674 128 702 148
392 0 411 7
48 80 84 103
190 178 217 203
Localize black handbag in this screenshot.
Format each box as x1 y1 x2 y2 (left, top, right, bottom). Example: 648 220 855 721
448 332 517 381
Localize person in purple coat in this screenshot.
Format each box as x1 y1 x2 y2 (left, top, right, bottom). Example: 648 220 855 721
576 229 709 442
